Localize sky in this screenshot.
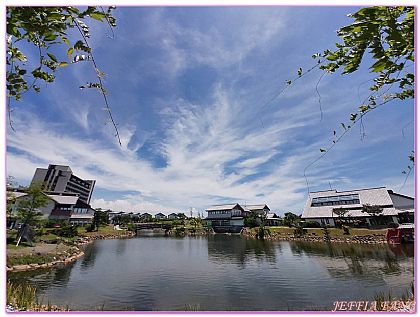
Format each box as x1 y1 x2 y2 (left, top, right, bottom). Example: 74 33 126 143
5 6 415 216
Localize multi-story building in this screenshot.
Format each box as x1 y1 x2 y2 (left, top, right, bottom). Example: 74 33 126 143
205 203 250 233
12 192 95 226
31 164 96 204
302 187 414 227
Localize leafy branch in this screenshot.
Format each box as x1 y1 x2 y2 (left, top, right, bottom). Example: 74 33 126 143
6 6 121 145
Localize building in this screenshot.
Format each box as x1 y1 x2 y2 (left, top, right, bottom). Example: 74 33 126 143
31 164 96 204
302 187 414 227
266 213 281 226
13 192 95 226
168 213 178 220
155 212 166 220
140 212 153 220
244 204 270 216
205 203 250 233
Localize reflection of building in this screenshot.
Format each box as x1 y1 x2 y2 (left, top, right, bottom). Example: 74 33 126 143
31 164 95 204
302 187 414 227
205 204 250 233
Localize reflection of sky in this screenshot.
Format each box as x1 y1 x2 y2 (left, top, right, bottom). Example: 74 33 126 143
7 237 414 311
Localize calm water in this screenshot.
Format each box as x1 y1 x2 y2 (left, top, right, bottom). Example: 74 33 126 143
8 235 414 311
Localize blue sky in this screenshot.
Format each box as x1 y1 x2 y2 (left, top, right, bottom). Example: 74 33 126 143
6 6 414 215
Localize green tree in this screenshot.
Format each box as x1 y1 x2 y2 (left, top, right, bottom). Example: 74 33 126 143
361 204 383 217
89 209 109 231
282 212 301 227
6 6 121 144
244 211 259 228
303 6 414 181
16 182 48 226
332 207 348 228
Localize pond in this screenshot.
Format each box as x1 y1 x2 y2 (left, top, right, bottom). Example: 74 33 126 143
8 235 414 311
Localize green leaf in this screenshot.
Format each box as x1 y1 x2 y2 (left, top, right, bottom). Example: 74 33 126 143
90 12 107 21
67 47 74 60
59 62 68 67
44 34 58 41
47 53 58 62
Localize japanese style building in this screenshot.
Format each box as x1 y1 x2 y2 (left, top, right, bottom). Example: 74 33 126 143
302 187 414 227
205 203 251 233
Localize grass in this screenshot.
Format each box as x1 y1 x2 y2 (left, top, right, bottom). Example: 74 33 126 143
7 253 56 267
78 225 133 237
6 281 37 310
265 226 386 237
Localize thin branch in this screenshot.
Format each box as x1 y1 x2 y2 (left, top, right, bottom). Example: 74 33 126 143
315 71 326 122
401 120 414 139
257 59 325 115
399 165 413 192
303 97 395 193
99 6 115 39
74 19 122 146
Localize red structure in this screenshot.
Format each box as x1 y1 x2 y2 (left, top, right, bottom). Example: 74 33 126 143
386 224 414 244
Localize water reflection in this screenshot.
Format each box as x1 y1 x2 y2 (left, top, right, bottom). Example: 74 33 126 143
288 241 414 282
7 237 414 311
207 235 277 266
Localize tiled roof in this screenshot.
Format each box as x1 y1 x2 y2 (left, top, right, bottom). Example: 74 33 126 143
206 204 243 211
244 204 270 211
48 194 79 205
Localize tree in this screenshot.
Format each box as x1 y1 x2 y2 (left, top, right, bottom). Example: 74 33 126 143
16 182 48 226
332 207 348 227
361 204 383 217
282 212 301 227
244 211 259 228
15 182 49 246
91 209 109 230
6 6 121 144
303 6 414 183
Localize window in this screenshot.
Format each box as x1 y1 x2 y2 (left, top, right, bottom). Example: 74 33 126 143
311 194 360 207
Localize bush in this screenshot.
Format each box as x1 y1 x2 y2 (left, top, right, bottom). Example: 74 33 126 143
127 223 136 232
54 224 78 238
323 226 331 241
293 226 307 237
342 225 350 235
303 221 321 228
175 227 185 236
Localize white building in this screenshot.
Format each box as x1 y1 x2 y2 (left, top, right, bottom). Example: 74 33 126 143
155 212 166 219
12 191 95 226
31 164 96 204
302 187 414 227
205 203 250 233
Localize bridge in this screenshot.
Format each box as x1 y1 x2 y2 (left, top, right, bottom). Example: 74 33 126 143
135 223 173 231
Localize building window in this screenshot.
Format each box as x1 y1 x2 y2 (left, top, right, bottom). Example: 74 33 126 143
311 194 360 207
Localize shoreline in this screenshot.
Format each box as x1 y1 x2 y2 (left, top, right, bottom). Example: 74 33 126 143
6 228 391 274
241 228 387 244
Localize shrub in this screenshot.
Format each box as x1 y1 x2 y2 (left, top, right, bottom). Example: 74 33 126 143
175 227 185 236
322 226 331 241
54 224 78 238
303 221 321 228
127 223 136 232
342 225 350 235
293 226 307 237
